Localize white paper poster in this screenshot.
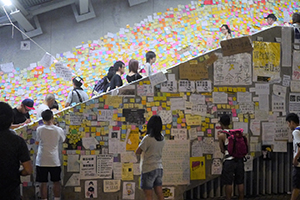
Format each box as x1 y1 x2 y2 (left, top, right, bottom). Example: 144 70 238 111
97 154 113 179
275 117 289 140
149 71 167 86
272 95 285 112
250 120 260 136
273 141 288 152
170 98 185 110
282 75 291 87
161 81 178 92
214 53 252 85
65 173 80 186
289 93 300 115
262 122 275 145
255 83 270 95
191 140 203 157
293 51 300 80
103 180 120 192
196 80 212 92
239 103 254 114
190 94 206 104
158 110 172 124
85 180 97 198
237 92 252 102
122 182 135 199
178 80 195 92
171 129 188 140
212 92 228 104
291 81 300 92
137 85 154 96
80 155 97 179
162 140 190 185
211 159 222 175
163 187 175 200
55 62 73 81
67 155 80 172
244 155 253 171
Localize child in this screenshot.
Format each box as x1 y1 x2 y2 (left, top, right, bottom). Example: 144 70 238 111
286 113 300 200
35 109 65 200
136 115 165 200
144 51 156 76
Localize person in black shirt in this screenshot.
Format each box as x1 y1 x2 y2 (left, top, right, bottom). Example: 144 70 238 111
11 98 35 129
109 61 125 91
126 59 143 83
0 102 32 199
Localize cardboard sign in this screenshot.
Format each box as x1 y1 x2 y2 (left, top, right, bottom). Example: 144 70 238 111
179 61 208 80
220 36 253 56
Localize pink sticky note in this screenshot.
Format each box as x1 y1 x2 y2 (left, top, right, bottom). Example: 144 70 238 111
207 129 212 134
181 118 186 123
232 113 237 117
177 124 181 129
131 125 136 130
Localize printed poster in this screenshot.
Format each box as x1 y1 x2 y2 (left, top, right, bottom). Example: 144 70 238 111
122 182 135 199
161 80 178 93
80 155 97 179
190 157 206 180
85 180 97 198
163 187 175 199
289 93 300 116
103 180 120 192
214 53 252 85
252 41 281 82
126 129 139 151
211 159 222 175
195 80 212 92
292 51 300 80
96 154 113 179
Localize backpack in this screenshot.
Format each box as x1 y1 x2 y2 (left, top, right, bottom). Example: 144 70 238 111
223 129 248 158
92 77 108 97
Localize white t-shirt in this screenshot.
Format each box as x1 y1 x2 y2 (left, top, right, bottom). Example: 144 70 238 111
66 89 89 106
145 63 153 76
36 124 66 166
139 134 165 173
36 104 49 119
293 127 300 167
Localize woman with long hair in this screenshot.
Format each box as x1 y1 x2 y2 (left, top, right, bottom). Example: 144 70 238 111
136 115 165 200
221 24 232 40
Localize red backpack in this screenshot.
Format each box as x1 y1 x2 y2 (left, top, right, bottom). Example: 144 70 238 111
223 129 248 158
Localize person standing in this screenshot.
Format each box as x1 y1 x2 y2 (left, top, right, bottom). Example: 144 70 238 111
292 12 300 28
11 98 35 129
0 102 32 199
221 24 232 40
65 76 89 107
264 13 279 27
35 109 65 200
126 59 143 83
36 94 55 119
218 114 244 200
144 51 156 77
286 113 300 200
109 61 125 91
136 115 165 200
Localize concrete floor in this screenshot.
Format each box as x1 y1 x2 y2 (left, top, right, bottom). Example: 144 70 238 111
0 0 192 70
188 194 291 200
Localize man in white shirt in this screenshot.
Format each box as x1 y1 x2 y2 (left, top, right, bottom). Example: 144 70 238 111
36 110 65 200
286 113 300 200
36 94 55 119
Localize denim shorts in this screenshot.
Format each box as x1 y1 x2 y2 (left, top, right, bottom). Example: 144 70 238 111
141 169 163 189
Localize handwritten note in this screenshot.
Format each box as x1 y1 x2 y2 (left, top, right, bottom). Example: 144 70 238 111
149 71 167 86
212 92 228 104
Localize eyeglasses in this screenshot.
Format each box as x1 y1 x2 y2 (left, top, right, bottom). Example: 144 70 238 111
24 106 30 112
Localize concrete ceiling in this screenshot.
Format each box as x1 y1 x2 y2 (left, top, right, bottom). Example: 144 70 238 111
0 0 96 39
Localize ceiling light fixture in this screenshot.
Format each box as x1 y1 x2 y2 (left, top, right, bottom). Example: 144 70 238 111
2 0 12 6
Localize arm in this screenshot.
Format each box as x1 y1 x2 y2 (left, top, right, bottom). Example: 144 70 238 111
20 160 33 176
65 91 72 108
294 144 300 166
218 133 225 154
135 147 143 162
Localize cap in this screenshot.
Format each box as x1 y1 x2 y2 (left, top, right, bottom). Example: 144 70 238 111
264 14 277 20
72 76 83 87
22 99 35 110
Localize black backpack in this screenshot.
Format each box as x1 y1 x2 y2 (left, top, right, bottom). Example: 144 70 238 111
92 77 109 97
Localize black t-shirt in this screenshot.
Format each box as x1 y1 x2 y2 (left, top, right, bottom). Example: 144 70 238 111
110 74 123 90
12 108 30 124
0 129 30 198
126 73 143 83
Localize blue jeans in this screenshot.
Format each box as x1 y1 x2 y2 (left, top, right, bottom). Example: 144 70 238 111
141 169 163 189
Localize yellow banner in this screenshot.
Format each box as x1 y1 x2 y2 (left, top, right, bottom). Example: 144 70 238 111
190 157 206 180
253 41 281 81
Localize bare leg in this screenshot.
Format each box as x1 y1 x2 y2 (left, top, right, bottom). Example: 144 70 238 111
291 188 300 200
53 181 61 198
237 184 244 200
40 182 47 199
143 189 153 200
154 186 164 200
225 184 232 200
